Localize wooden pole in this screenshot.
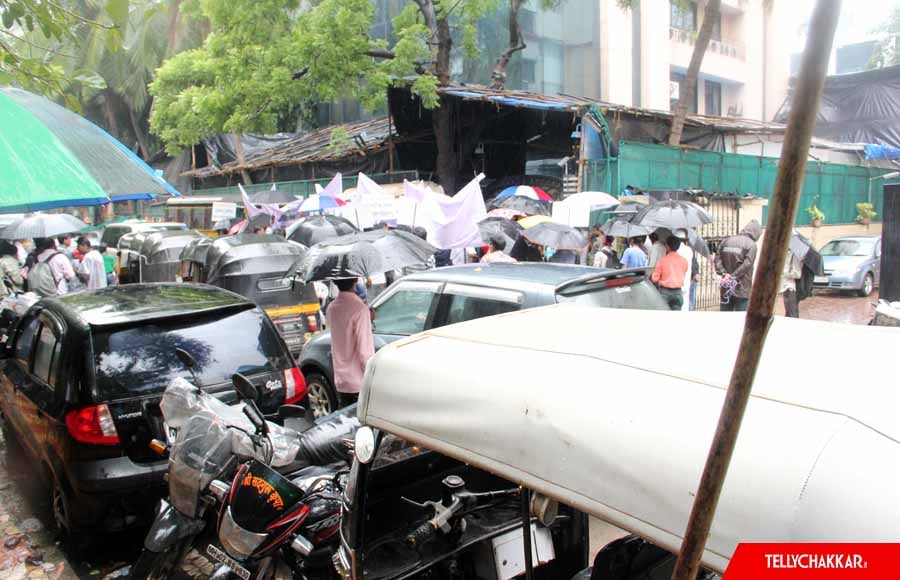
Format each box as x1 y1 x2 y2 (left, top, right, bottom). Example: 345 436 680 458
669 2 841 579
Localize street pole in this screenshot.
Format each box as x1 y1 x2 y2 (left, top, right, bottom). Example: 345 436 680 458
669 2 841 580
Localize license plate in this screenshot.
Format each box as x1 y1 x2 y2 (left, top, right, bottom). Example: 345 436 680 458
207 544 251 580
814 276 828 283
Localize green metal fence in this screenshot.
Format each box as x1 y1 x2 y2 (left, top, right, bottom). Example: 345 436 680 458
192 171 420 199
583 141 888 226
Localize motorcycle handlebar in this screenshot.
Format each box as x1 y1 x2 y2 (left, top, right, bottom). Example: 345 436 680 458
405 521 437 548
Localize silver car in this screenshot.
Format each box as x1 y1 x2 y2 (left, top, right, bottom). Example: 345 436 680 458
813 235 882 296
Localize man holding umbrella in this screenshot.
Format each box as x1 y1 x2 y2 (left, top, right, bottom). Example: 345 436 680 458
325 278 375 408
651 236 689 311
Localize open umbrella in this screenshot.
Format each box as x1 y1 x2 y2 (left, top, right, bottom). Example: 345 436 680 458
0 213 87 240
292 230 437 282
250 189 297 205
631 200 712 230
487 208 525 220
495 186 553 202
521 222 586 250
600 218 651 239
287 215 359 246
561 191 619 209
674 228 711 258
517 215 554 229
478 217 522 241
490 195 552 216
0 87 179 212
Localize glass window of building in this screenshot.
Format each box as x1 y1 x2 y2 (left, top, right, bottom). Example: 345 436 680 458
705 81 722 116
670 72 698 114
671 1 697 31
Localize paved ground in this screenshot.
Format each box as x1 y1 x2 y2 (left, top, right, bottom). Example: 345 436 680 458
0 290 879 578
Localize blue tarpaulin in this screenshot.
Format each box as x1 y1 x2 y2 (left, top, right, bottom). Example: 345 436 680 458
864 143 900 160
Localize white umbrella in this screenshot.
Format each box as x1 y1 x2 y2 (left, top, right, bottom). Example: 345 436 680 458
0 213 86 240
553 191 619 227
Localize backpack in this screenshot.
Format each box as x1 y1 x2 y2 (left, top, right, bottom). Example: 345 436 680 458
601 247 622 269
28 253 61 297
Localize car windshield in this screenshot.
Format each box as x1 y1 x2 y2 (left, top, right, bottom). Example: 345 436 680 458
92 307 290 399
556 280 669 310
820 240 874 257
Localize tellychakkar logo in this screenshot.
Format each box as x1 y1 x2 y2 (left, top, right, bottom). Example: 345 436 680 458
723 544 900 579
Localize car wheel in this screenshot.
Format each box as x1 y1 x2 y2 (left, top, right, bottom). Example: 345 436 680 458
50 477 73 537
306 373 337 419
859 273 874 297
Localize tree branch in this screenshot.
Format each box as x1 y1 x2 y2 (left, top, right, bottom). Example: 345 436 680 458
0 29 75 58
45 0 117 29
366 48 396 59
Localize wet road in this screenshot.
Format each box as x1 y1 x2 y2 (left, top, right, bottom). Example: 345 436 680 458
0 290 880 578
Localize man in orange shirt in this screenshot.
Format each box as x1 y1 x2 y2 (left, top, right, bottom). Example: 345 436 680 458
651 236 689 311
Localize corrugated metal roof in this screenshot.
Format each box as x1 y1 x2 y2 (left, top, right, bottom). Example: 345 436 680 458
183 116 394 178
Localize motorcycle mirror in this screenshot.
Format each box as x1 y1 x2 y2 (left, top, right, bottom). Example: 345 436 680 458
175 348 195 369
277 405 307 420
232 373 259 401
354 426 376 464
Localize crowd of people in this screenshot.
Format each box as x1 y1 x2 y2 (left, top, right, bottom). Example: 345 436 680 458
0 235 117 298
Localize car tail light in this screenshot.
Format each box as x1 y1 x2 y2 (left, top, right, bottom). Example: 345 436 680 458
604 277 635 288
307 315 318 332
66 404 120 445
284 368 307 405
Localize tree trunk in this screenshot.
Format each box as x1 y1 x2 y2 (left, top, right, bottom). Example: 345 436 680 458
129 107 152 160
232 133 253 185
491 0 527 89
166 0 183 56
668 0 721 146
103 90 120 138
427 1 457 195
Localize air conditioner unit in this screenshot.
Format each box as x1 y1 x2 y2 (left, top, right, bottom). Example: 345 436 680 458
669 81 680 100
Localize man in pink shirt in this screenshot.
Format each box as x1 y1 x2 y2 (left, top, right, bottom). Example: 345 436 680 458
325 278 375 407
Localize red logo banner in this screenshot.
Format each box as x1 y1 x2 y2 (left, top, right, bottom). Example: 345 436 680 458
723 544 900 579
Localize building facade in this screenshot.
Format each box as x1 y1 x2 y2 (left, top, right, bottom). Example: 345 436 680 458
316 0 789 126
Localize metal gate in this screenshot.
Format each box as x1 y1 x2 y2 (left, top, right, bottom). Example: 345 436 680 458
693 197 741 311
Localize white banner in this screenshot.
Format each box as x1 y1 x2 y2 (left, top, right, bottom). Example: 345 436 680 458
211 202 237 222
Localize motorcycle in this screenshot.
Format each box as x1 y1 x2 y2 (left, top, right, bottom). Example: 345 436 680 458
131 367 356 580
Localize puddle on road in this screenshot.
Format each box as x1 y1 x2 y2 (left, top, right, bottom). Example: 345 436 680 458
0 423 142 580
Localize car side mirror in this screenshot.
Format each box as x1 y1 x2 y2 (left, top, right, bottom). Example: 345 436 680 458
175 348 195 369
232 373 259 402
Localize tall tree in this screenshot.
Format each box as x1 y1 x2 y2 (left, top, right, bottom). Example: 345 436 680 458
869 5 900 69
619 0 721 146
149 0 313 183
0 0 128 104
490 0 561 90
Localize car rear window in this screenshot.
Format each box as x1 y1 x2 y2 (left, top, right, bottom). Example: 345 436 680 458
556 279 668 310
92 308 291 400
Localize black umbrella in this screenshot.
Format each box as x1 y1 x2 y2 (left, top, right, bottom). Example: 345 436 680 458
249 189 297 205
292 230 437 282
479 217 522 244
247 214 272 232
600 218 651 239
521 222 586 250
631 200 712 230
287 215 358 246
672 228 711 258
489 195 552 216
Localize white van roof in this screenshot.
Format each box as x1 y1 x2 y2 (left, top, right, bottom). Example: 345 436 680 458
359 305 900 572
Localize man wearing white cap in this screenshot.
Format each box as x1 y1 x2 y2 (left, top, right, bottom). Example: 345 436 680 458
675 229 694 311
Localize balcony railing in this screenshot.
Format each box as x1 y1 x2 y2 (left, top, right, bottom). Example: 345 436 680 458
669 27 745 61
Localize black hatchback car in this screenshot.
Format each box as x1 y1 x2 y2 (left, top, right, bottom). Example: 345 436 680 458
0 284 306 535
299 263 667 417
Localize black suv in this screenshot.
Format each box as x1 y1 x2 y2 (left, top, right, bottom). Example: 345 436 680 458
0 284 306 535
299 263 667 417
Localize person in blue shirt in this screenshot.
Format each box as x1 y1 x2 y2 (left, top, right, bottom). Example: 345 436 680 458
621 237 648 269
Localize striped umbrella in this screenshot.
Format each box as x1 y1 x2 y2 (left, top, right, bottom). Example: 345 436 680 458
495 185 553 202
0 87 179 213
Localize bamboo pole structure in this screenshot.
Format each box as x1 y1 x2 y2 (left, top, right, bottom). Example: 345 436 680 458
669 2 841 579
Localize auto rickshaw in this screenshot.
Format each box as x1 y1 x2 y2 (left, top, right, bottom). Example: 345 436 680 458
343 305 900 579
137 230 206 283
179 236 214 282
204 234 321 356
116 231 154 284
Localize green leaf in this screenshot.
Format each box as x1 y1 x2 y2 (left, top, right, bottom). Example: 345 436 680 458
105 0 130 28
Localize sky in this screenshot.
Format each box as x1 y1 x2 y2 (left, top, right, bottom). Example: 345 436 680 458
783 0 898 71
